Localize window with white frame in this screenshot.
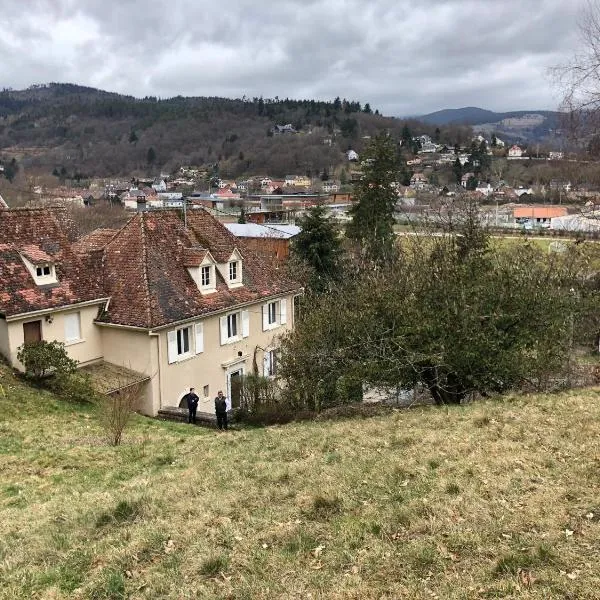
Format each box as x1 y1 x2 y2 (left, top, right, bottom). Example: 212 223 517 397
64 312 81 343
201 265 211 287
167 322 204 364
36 265 52 277
262 298 287 331
263 349 279 377
220 310 249 344
229 260 240 282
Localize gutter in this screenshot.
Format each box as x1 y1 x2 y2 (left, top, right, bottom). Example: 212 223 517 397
4 298 111 323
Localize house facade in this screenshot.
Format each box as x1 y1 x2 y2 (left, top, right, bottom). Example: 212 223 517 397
0 208 301 416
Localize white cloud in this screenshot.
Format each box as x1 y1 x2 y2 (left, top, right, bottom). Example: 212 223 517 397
0 0 589 114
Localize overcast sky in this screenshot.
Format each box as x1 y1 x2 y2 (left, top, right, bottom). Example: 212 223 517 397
0 0 588 116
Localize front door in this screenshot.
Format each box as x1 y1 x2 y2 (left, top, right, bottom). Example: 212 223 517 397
228 369 243 409
23 320 42 344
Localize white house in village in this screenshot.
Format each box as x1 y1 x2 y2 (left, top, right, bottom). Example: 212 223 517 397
508 145 524 159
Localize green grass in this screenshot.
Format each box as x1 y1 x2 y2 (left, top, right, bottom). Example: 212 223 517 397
1 364 600 598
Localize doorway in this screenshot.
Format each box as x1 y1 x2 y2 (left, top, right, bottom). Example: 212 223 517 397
228 368 244 409
23 320 42 344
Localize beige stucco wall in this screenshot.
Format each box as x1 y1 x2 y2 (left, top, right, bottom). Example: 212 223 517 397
2 303 105 368
0 319 10 363
156 294 296 415
99 326 160 415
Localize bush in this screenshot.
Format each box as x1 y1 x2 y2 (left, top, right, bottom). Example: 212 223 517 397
17 341 77 379
46 372 98 404
97 381 144 446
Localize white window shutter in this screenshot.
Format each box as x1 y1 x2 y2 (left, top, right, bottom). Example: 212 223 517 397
262 304 269 331
194 322 204 354
167 330 178 364
242 310 250 338
263 351 270 377
280 299 287 325
220 316 228 345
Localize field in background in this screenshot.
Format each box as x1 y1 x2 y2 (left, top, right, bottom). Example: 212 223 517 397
1 365 600 599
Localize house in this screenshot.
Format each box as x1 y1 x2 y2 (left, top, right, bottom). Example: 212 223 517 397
225 223 301 264
152 178 167 193
260 177 273 189
419 142 438 153
476 182 494 197
409 173 428 190
273 124 297 134
508 145 524 159
548 151 564 161
513 205 568 228
347 150 359 162
121 187 146 210
493 137 506 148
0 208 301 416
321 181 340 193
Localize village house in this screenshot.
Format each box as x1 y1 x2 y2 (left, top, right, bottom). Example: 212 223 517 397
508 145 524 159
225 223 301 264
347 150 359 162
409 173 428 190
321 180 340 193
513 205 568 228
0 208 301 416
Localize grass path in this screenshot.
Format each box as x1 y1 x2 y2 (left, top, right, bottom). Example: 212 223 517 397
1 366 599 598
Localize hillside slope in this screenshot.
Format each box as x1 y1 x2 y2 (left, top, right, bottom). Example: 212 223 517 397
0 83 463 180
1 364 599 598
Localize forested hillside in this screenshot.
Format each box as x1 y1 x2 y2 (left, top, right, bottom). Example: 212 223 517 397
0 83 472 178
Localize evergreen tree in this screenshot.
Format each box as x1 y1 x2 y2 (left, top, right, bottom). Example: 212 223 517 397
434 127 441 143
363 103 372 114
292 205 343 294
129 129 138 144
4 158 18 183
453 157 463 183
147 147 156 164
346 133 399 265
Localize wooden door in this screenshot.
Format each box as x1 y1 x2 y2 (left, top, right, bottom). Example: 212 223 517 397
230 370 242 409
23 320 42 344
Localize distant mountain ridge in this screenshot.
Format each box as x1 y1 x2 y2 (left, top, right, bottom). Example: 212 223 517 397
417 107 564 143
418 106 561 126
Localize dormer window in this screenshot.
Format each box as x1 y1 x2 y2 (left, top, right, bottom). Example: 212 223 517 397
184 248 217 295
20 248 59 286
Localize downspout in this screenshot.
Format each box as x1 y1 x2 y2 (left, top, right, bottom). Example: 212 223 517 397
149 331 164 412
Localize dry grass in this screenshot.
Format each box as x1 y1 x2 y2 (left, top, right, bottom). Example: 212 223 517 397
1 364 600 598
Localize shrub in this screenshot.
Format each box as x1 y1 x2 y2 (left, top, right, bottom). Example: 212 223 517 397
97 381 144 446
17 341 78 379
46 372 98 404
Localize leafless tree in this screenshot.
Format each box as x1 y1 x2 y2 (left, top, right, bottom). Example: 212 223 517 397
553 1 600 138
98 381 145 446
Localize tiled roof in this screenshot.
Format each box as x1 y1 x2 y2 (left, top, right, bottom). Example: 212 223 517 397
513 206 568 219
72 229 119 254
97 209 300 328
0 209 106 317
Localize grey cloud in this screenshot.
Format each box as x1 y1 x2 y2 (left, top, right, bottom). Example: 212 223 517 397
0 0 589 114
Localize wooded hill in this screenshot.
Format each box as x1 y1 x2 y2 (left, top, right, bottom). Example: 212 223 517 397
0 83 472 179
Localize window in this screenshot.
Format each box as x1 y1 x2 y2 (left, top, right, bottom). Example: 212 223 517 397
177 326 191 356
201 265 211 287
268 302 277 325
220 310 249 344
229 260 239 282
227 313 238 338
262 299 287 331
167 322 203 364
36 265 51 277
203 384 209 398
263 349 278 377
64 312 81 343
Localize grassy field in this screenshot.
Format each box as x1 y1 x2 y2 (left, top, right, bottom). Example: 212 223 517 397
1 366 600 599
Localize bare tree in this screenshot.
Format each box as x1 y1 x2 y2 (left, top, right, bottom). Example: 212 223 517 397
553 1 600 138
98 381 145 446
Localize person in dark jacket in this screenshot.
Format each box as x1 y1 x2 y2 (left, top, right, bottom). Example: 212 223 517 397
183 388 199 424
214 390 228 430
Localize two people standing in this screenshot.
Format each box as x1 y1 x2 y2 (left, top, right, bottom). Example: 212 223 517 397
183 387 229 430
